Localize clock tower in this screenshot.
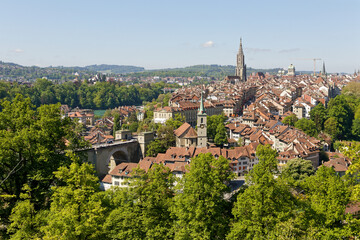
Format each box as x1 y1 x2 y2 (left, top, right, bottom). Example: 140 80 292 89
197 91 207 148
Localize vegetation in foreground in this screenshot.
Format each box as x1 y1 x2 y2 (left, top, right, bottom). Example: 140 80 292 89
1 97 359 239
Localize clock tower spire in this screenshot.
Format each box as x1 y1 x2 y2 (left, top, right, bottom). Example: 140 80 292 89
197 91 207 148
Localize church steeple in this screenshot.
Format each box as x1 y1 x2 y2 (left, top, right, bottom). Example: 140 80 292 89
239 38 243 54
198 91 205 115
322 61 327 79
197 90 207 148
235 37 246 81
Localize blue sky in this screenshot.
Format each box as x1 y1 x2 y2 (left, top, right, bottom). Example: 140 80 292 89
0 0 359 73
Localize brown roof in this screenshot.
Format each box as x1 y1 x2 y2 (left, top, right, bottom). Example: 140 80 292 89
101 174 112 183
322 159 348 172
345 202 360 215
183 127 198 138
174 122 192 137
109 162 138 177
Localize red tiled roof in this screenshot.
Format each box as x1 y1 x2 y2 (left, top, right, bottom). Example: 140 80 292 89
101 174 112 183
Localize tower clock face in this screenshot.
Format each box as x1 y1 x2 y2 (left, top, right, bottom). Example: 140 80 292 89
200 124 204 129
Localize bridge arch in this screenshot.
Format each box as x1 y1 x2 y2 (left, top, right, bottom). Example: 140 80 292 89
107 149 128 172
86 140 141 177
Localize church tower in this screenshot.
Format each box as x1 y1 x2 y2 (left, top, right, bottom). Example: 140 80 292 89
321 61 327 79
235 38 247 81
197 91 207 148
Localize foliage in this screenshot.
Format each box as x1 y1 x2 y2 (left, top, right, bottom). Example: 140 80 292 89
228 145 299 239
294 118 318 137
0 79 174 110
85 64 145 74
7 200 47 239
207 114 226 140
214 123 228 147
104 164 175 240
301 166 351 238
41 161 107 240
310 102 327 130
282 114 298 126
339 141 360 201
165 113 185 130
113 112 121 136
146 124 175 157
0 95 87 229
237 137 244 147
324 117 340 139
174 153 234 240
327 95 354 139
351 119 360 139
124 64 281 80
342 81 360 98
280 158 315 184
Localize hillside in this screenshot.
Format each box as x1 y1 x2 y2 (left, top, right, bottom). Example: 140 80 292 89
84 64 145 74
126 65 282 79
0 61 284 82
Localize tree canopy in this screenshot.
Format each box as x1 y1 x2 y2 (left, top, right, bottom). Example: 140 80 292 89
174 153 234 239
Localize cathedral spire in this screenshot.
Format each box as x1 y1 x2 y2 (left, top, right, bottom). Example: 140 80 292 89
235 37 246 81
239 38 243 53
322 61 326 75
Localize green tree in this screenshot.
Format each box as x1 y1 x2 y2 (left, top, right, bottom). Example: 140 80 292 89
342 81 360 98
113 112 121 136
165 113 185 130
42 161 107 240
327 95 354 139
214 123 228 147
207 114 226 140
310 102 327 130
282 114 298 126
104 164 175 240
302 166 351 238
0 95 86 229
228 145 299 239
237 137 244 147
146 125 175 157
324 117 340 139
174 153 234 239
294 118 318 137
128 111 138 123
7 199 47 239
351 118 360 139
280 158 315 184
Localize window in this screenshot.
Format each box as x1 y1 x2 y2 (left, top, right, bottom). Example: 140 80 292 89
243 161 247 165
201 118 203 123
114 181 119 186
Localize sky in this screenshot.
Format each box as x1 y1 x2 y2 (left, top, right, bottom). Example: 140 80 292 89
0 0 359 73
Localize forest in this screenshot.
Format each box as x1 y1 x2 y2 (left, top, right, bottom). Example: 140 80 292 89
0 95 359 239
0 79 174 110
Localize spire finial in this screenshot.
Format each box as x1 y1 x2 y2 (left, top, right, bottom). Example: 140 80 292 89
239 37 243 52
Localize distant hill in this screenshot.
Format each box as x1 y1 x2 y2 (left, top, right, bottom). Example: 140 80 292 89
125 64 282 79
84 64 145 74
0 61 95 82
0 60 287 82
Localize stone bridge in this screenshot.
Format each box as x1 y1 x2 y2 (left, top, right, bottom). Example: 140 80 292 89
86 139 141 177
